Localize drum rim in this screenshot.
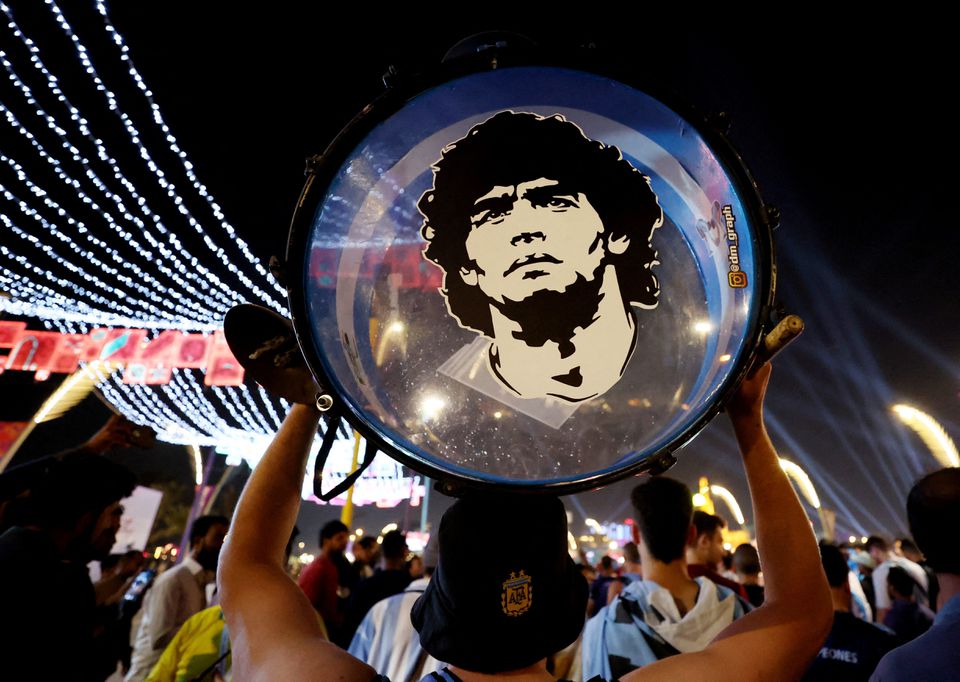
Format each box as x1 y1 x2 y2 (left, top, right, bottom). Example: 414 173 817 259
284 53 777 494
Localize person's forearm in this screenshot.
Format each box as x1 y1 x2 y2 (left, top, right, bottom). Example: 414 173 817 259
730 398 828 611
222 403 320 570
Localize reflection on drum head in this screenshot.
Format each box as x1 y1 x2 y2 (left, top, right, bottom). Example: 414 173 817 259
295 66 768 487
419 112 662 410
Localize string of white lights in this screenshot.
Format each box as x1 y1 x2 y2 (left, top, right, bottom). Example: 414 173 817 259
255 384 284 431
0 102 239 320
127 379 212 439
0 239 148 321
212 385 268 435
0 5 277 318
87 363 165 433
92 0 286 301
0 182 209 321
0 93 238 317
163 373 239 438
40 0 287 312
0 46 245 314
238 385 275 434
0 163 224 320
168 371 230 429
0 3 313 452
180 369 271 439
0 274 222 330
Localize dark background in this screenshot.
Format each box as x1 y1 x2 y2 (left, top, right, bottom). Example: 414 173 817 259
2 4 957 550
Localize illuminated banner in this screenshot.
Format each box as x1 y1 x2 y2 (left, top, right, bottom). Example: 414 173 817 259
0 322 244 386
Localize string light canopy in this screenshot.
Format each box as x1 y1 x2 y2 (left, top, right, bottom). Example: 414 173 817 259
0 1 418 505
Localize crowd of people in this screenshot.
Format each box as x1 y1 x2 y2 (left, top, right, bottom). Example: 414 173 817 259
1 365 958 681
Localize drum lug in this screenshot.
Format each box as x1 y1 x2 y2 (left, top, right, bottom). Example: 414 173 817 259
764 204 781 230
437 478 463 497
303 154 323 177
707 111 732 136
645 452 678 476
268 255 287 288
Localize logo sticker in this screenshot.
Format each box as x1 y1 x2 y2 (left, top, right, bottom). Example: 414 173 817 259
728 271 748 288
722 204 748 288
501 570 533 616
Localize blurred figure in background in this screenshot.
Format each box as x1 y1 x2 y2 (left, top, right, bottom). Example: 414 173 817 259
896 537 939 611
126 515 229 681
407 553 424 580
733 543 765 608
298 519 349 644
582 477 750 678
93 550 146 677
801 543 895 681
865 535 928 623
883 566 934 645
847 547 876 621
873 468 960 680
342 530 411 646
352 535 380 580
348 538 443 680
96 550 146 607
0 453 136 681
607 541 643 604
588 555 618 617
686 510 748 600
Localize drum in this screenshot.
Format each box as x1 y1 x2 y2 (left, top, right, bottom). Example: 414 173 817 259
285 52 776 493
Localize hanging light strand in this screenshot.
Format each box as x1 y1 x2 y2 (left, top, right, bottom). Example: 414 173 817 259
0 182 219 322
38 0 286 312
0 61 242 314
93 0 286 300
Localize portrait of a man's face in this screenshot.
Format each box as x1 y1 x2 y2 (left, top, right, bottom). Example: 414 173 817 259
464 178 620 304
419 111 663 403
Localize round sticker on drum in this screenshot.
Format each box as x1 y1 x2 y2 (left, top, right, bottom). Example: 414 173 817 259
291 66 771 489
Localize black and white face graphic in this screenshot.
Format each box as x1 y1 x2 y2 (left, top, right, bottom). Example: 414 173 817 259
463 178 629 304
419 111 662 403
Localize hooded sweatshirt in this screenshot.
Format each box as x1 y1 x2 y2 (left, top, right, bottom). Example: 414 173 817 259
582 577 750 680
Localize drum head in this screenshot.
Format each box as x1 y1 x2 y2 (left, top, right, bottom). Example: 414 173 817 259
288 64 773 491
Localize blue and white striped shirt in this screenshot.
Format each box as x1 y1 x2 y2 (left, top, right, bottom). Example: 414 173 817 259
349 577 444 682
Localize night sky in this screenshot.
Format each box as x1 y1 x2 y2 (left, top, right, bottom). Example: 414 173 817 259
2 4 958 550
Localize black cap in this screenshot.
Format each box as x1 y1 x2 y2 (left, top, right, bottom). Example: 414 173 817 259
411 493 586 673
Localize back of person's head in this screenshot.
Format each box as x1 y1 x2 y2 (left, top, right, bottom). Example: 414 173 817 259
380 530 407 561
27 453 135 530
819 543 850 588
733 543 761 576
865 535 889 554
599 555 614 572
622 541 640 565
692 510 726 540
897 537 921 558
887 565 917 599
631 477 693 563
318 519 348 546
189 514 229 547
356 535 378 552
411 493 587 674
908 468 960 574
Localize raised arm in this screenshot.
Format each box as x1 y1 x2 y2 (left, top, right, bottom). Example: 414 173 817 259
218 403 376 681
628 364 832 681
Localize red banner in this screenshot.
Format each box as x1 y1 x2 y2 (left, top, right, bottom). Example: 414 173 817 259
0 322 244 386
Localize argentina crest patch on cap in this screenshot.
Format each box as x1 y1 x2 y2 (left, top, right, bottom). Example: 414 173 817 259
501 570 533 616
